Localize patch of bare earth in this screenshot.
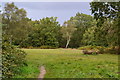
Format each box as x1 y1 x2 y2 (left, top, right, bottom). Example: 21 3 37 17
38 66 46 80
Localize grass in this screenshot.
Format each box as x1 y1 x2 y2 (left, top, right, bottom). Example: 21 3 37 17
15 49 119 78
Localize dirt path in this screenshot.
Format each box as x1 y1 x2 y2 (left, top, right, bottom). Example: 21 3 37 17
38 66 46 80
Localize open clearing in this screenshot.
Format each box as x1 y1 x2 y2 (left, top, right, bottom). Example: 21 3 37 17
15 49 118 78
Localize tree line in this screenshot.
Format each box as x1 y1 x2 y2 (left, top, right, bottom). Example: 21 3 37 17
2 2 119 49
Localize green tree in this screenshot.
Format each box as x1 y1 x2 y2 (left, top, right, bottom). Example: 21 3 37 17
69 13 96 47
20 17 61 48
1 4 27 78
90 2 119 23
39 17 60 47
82 26 97 46
82 20 111 46
2 2 32 45
90 1 120 54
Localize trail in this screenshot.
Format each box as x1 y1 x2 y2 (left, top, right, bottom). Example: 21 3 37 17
38 66 46 80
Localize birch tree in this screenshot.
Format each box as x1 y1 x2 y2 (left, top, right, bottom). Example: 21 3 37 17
61 20 77 48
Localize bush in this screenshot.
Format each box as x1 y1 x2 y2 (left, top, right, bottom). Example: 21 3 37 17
39 45 57 49
28 46 33 49
82 50 99 55
19 41 30 48
104 46 119 54
2 42 27 78
79 46 119 54
78 46 94 50
78 46 105 54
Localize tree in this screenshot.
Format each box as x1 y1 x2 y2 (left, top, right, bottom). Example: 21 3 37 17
90 2 120 25
82 20 112 46
39 17 60 47
66 13 96 48
20 17 61 48
61 20 77 48
90 1 120 54
82 26 97 46
1 4 27 78
2 2 32 45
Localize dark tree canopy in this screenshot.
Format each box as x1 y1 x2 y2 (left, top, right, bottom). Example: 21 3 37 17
90 2 120 25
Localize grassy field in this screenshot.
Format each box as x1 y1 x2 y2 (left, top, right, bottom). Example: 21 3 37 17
15 49 118 78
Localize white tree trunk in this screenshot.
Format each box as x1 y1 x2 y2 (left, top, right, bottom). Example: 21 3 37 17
65 36 71 48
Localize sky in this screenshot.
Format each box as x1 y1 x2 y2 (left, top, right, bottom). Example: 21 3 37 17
1 0 93 2
1 2 92 25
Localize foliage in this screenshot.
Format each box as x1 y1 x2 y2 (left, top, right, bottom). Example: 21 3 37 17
69 13 96 48
2 2 32 45
104 46 119 54
90 2 120 26
20 17 61 48
82 50 99 55
105 19 119 47
90 2 120 54
78 46 105 54
78 46 96 50
78 45 119 54
2 42 27 78
82 24 109 46
82 26 98 46
1 4 27 78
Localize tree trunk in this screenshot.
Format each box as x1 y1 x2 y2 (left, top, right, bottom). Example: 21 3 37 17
65 36 70 48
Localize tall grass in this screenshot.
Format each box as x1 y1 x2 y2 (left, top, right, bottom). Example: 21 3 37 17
15 49 119 78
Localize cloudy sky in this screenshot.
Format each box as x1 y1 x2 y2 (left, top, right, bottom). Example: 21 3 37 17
2 2 92 25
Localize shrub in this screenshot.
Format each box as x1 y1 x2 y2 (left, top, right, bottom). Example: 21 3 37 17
19 38 31 48
28 46 33 49
78 46 105 54
39 45 57 49
82 50 99 55
79 46 119 54
104 46 119 54
2 42 27 78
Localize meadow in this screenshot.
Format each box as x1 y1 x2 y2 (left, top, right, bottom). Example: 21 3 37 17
15 49 119 78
